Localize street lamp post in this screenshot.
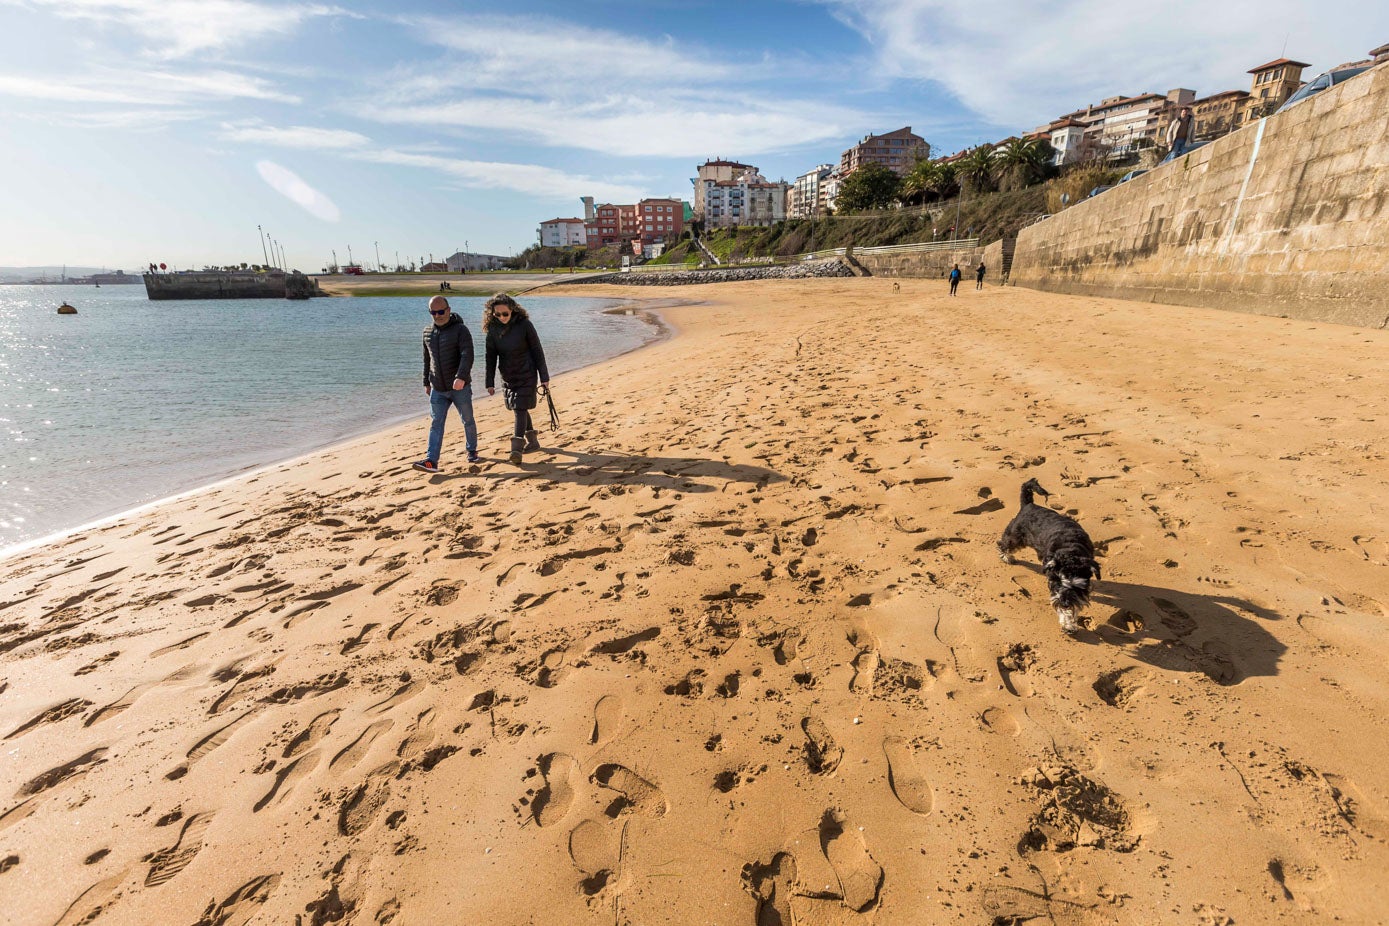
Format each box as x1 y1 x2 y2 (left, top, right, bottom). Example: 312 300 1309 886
374 241 381 273
258 225 269 267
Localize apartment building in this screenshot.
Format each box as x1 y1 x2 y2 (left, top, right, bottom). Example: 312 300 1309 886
1247 58 1311 111
691 159 755 218
538 218 588 248
699 166 789 229
839 127 930 177
789 164 834 218
636 197 684 250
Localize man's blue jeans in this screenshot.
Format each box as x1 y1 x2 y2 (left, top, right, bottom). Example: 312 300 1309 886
427 385 477 462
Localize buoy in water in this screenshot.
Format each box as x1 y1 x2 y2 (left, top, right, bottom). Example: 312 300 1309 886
58 303 77 315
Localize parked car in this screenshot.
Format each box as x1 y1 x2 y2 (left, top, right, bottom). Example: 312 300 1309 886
1118 169 1148 183
1276 65 1372 113
1087 185 1113 198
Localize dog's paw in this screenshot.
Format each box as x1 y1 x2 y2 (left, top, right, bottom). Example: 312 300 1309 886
1056 609 1081 634
999 552 1017 565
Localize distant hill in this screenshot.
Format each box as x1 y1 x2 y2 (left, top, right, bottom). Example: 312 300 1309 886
0 266 135 283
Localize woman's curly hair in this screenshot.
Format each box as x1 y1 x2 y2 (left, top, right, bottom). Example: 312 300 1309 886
482 293 529 332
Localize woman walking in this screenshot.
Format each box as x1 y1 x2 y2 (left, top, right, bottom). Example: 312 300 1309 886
483 293 550 465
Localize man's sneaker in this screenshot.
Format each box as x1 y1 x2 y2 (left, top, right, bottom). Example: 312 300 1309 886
467 451 481 464
412 459 438 473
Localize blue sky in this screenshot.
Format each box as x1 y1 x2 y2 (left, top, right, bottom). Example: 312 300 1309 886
1 0 1384 270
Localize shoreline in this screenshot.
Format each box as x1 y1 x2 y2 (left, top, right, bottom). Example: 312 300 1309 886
2 277 1387 925
0 294 683 564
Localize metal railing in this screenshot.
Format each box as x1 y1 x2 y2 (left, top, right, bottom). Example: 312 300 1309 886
790 238 980 261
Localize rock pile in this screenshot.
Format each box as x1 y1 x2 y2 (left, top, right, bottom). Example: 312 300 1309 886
567 260 855 287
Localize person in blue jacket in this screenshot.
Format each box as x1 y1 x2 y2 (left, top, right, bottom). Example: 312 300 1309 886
949 264 962 296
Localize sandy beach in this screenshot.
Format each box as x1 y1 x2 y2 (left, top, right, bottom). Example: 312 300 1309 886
2 277 1388 925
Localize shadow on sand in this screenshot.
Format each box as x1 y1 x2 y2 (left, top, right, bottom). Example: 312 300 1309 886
1087 578 1286 685
1012 564 1287 685
425 443 784 493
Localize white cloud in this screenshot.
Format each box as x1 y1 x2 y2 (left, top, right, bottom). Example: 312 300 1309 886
361 93 860 159
16 0 356 58
355 13 872 159
223 122 369 149
821 0 1389 128
399 14 735 92
256 160 341 221
0 68 297 104
355 150 645 204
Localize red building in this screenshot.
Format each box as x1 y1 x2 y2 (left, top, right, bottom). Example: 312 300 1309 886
586 198 684 254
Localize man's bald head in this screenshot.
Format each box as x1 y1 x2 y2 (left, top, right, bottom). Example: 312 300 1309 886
428 295 451 325
429 295 449 311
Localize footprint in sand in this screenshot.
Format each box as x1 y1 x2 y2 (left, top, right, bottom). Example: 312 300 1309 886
741 852 797 926
978 706 1022 736
284 709 341 759
254 750 320 813
145 812 214 886
882 737 934 815
533 753 582 827
568 818 625 898
819 808 883 912
330 719 394 772
339 761 398 836
591 763 667 818
801 716 842 776
395 710 436 761
589 696 623 746
847 625 879 695
190 873 281 926
1323 774 1389 841
53 870 130 926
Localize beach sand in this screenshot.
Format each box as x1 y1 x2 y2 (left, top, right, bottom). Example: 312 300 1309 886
2 278 1388 925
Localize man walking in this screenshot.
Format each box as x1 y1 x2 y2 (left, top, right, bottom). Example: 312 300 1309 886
949 263 962 296
1166 106 1194 158
414 295 478 472
975 262 986 290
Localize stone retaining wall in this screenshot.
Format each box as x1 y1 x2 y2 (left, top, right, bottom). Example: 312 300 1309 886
850 246 983 279
1010 62 1389 327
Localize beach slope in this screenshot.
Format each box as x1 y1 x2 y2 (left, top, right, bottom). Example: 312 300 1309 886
2 278 1387 925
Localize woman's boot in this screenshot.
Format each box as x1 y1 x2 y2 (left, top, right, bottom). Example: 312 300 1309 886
524 429 541 452
509 436 525 465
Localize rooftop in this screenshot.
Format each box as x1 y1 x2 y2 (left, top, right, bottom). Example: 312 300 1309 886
1248 57 1311 73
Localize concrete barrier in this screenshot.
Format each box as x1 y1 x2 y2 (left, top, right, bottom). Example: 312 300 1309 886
1010 62 1389 327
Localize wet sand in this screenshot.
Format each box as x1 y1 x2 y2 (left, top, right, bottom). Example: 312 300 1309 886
2 278 1387 925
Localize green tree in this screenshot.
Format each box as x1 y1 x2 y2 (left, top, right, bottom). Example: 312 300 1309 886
995 137 1056 190
956 144 998 194
835 162 902 213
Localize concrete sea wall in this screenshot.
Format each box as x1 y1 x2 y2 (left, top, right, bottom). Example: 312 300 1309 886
1010 62 1389 327
850 246 983 280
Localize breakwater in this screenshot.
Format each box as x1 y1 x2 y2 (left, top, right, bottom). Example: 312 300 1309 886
564 259 855 286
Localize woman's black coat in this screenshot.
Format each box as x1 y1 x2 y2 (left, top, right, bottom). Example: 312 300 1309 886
485 318 549 395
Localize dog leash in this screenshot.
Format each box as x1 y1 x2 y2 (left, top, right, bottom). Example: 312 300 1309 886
543 386 559 432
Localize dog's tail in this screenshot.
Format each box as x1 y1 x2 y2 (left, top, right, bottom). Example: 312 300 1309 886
1020 478 1049 507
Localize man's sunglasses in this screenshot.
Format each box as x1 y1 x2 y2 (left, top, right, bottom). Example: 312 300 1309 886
430 308 448 316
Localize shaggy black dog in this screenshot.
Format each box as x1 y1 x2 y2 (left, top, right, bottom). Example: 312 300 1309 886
998 478 1101 633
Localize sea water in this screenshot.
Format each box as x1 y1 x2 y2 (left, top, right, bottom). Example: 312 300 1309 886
0 284 659 552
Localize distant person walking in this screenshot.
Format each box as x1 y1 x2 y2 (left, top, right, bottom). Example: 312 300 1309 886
949 264 962 296
414 295 478 473
484 293 550 465
975 262 986 289
1166 106 1194 158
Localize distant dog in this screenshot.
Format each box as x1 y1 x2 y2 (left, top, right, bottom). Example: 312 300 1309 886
999 479 1101 633
892 282 900 293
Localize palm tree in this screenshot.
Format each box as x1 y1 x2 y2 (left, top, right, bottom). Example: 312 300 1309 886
899 159 934 206
955 145 997 195
994 137 1056 189
925 161 959 201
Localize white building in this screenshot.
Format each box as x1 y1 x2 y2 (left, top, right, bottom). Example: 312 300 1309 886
699 167 790 229
446 252 504 272
821 173 843 214
538 218 588 248
790 164 834 218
